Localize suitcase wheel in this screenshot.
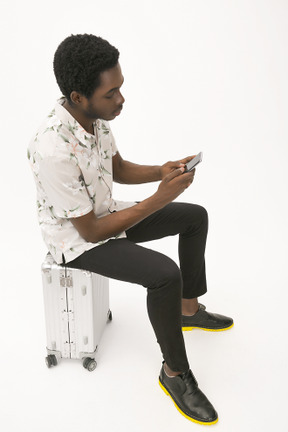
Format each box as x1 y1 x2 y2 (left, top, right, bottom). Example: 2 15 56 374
108 310 112 321
45 354 58 368
83 357 97 372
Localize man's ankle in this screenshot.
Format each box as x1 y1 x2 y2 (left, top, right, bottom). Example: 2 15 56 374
164 362 182 378
182 298 199 316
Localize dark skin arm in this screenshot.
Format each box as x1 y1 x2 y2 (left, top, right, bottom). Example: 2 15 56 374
70 155 196 243
112 151 162 183
112 151 194 183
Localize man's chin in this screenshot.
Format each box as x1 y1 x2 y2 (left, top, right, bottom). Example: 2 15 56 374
102 114 118 121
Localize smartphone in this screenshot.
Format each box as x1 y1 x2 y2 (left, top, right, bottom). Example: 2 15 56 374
184 152 203 172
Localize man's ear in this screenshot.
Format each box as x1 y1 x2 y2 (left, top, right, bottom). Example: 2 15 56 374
69 91 85 105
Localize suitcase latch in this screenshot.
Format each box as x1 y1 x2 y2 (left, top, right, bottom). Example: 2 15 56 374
59 269 73 287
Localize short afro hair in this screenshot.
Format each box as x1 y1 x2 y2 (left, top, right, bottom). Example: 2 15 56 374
53 34 119 101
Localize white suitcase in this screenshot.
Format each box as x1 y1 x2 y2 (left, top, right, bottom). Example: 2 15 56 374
41 253 112 371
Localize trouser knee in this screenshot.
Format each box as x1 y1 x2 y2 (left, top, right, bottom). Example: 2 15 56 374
198 205 208 226
189 204 208 227
180 204 208 237
148 258 182 296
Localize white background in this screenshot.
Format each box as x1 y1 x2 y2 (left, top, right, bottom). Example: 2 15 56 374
0 0 287 431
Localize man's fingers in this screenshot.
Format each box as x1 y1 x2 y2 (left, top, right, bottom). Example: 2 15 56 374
182 169 196 186
167 161 186 170
179 155 196 164
164 166 185 181
165 167 195 187
182 168 196 177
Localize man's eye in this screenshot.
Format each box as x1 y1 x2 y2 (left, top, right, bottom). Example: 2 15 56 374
105 92 114 99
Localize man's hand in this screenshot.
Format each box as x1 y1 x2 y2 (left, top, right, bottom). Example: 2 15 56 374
160 156 196 179
155 166 196 207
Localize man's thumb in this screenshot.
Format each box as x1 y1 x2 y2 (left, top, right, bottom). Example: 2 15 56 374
165 167 185 181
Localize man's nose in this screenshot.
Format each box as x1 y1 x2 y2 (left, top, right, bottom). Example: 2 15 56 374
117 90 125 105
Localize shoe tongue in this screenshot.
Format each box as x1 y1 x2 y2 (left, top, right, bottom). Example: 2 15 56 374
181 369 198 387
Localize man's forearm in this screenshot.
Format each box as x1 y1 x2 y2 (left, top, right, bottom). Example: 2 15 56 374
71 194 163 244
114 159 162 184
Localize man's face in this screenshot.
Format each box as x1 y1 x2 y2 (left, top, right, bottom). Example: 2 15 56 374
81 62 125 121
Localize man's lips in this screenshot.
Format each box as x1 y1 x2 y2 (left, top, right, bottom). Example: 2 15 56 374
113 106 123 116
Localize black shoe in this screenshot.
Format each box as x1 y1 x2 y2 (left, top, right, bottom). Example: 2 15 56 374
182 304 234 332
159 364 218 425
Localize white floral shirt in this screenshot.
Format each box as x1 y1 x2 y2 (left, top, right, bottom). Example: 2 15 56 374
28 98 136 264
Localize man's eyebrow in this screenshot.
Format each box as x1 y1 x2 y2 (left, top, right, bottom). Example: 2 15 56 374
104 77 124 95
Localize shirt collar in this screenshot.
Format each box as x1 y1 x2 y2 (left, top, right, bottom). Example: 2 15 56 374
54 97 100 146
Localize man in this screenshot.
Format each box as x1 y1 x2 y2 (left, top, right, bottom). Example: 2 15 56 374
28 34 233 425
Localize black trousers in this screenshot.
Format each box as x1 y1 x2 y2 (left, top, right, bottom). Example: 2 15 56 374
65 202 208 372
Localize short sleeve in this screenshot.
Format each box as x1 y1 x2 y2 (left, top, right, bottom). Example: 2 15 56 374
38 156 93 219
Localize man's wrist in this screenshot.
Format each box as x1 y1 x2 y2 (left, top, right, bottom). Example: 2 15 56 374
156 165 163 181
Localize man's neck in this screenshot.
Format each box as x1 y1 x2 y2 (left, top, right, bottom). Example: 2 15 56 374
63 100 95 135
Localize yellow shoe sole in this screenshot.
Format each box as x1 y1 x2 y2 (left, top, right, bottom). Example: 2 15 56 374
159 379 218 425
182 323 234 332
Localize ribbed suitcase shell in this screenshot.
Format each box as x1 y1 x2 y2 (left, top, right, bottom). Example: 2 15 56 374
41 253 111 369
